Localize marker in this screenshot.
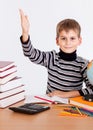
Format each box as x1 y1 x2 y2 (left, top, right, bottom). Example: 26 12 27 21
34 96 56 104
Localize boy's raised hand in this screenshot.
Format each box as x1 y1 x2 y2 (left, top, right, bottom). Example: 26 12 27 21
19 9 30 42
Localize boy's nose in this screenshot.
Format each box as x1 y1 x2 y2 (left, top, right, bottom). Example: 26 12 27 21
66 39 71 45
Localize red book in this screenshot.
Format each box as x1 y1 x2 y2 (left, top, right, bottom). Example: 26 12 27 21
0 72 17 85
0 61 15 71
0 91 25 108
0 77 23 92
0 85 25 99
0 65 17 77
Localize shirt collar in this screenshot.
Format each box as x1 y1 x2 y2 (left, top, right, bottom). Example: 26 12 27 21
58 49 77 61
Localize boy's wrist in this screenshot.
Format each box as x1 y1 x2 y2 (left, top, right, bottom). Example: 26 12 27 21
20 35 30 44
22 33 29 43
68 91 80 97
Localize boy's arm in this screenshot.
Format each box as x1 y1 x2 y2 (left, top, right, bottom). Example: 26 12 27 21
47 90 80 98
19 9 52 68
19 9 30 42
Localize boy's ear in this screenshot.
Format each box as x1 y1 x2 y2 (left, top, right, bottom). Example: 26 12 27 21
78 37 82 45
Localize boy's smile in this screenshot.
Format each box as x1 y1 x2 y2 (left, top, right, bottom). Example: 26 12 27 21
56 30 82 53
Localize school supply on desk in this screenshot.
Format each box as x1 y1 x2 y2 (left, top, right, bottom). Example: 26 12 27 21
53 104 93 117
0 65 17 77
0 85 24 99
9 103 50 114
59 106 87 117
0 72 17 85
70 96 93 111
0 77 23 92
0 61 15 72
79 108 93 117
34 96 56 104
59 110 87 117
25 95 69 104
71 107 93 117
0 91 25 108
0 61 17 85
0 60 25 108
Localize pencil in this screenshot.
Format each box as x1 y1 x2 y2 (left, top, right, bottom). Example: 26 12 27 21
75 107 82 115
59 110 87 117
34 96 56 104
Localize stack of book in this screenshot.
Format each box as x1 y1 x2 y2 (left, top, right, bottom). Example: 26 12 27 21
0 61 25 108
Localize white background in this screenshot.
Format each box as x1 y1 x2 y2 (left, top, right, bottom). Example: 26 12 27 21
0 0 93 95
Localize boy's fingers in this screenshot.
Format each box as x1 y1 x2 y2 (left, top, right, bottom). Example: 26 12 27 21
25 15 29 21
19 9 25 20
47 93 53 97
19 9 22 20
19 9 24 15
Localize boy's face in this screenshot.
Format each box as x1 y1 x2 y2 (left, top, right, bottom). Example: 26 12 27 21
56 30 82 53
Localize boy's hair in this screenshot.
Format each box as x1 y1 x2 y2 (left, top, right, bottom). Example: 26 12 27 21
56 19 81 38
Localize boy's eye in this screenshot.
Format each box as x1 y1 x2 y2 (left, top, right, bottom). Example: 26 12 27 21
61 37 66 40
71 37 75 40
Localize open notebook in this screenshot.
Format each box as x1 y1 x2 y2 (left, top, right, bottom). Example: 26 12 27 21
24 95 69 104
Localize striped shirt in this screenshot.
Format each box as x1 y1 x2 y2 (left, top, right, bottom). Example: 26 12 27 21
20 36 93 95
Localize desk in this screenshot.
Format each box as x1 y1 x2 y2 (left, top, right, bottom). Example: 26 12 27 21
0 101 93 130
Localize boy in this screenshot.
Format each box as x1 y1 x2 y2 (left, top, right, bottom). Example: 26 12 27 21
19 9 93 98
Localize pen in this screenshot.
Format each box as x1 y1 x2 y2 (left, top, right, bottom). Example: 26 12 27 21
34 96 56 104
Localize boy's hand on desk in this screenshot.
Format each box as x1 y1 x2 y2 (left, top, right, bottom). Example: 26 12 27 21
48 90 69 98
48 90 80 98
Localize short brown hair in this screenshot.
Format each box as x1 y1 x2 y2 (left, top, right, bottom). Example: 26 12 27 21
56 19 81 38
